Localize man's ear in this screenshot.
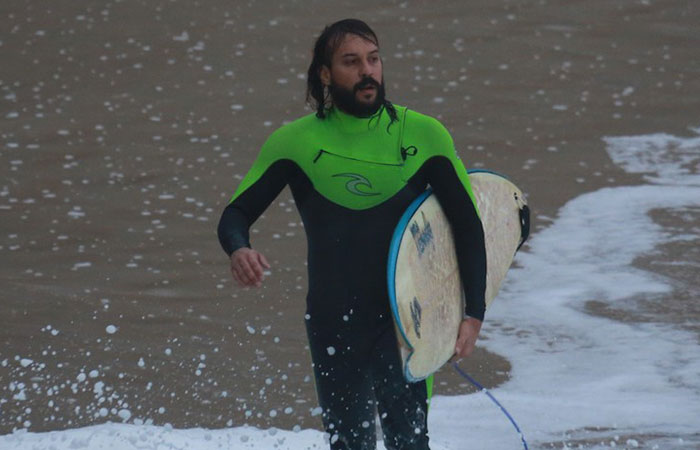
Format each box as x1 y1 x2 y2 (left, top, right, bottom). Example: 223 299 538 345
320 65 331 87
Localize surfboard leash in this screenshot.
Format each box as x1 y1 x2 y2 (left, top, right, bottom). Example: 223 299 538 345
451 363 529 450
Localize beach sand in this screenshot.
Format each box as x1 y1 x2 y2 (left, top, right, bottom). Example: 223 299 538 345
1 0 698 441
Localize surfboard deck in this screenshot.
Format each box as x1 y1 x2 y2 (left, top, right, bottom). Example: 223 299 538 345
387 169 529 382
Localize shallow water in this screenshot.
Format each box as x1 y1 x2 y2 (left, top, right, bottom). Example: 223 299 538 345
1 0 699 447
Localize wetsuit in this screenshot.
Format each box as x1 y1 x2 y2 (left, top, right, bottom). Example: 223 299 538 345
217 105 486 450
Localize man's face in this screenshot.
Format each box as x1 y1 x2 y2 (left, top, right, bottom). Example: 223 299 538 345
320 34 385 117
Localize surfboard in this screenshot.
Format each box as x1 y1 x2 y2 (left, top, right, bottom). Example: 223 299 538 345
387 169 529 382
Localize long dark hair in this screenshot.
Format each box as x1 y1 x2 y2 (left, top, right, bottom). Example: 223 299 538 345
306 19 398 124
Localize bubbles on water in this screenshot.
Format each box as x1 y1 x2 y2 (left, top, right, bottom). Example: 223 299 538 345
172 31 189 42
71 262 91 270
117 409 131 421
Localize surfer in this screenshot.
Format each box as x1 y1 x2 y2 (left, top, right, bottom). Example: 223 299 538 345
217 19 486 450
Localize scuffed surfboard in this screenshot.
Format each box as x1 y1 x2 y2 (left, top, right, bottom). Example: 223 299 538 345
388 170 529 382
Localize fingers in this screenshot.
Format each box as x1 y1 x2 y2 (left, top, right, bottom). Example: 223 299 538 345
454 336 471 359
454 319 481 359
454 339 475 359
232 260 258 287
453 341 477 362
257 252 271 270
231 262 255 287
230 249 270 287
230 264 244 286
245 254 265 284
238 255 263 286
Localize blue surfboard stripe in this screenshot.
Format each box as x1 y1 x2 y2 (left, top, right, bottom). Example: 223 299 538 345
387 169 507 381
387 188 433 380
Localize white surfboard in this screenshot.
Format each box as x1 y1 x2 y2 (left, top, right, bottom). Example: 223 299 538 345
387 169 529 382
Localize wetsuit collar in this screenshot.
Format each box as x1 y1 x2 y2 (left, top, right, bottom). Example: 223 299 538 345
327 105 387 134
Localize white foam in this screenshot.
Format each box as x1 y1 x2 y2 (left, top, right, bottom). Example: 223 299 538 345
604 128 700 185
0 423 450 450
470 183 700 446
467 129 700 447
2 130 699 448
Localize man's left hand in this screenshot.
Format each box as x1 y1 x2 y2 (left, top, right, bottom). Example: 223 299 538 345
454 317 482 359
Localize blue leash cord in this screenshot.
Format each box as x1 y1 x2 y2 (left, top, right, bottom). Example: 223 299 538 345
452 363 529 450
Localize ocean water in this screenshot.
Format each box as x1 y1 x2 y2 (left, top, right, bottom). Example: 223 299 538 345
2 0 699 448
2 130 698 449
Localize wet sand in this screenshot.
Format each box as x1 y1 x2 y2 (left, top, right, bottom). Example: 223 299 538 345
1 0 699 435
586 206 700 340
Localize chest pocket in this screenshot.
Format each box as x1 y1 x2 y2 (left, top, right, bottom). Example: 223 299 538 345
311 149 407 210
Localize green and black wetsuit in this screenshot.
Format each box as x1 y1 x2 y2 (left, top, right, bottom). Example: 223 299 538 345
218 105 486 450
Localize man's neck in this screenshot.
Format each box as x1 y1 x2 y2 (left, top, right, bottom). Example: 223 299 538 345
326 105 388 133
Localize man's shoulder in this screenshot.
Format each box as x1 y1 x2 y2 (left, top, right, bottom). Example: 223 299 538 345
403 108 451 137
401 107 453 149
256 112 319 161
267 112 319 142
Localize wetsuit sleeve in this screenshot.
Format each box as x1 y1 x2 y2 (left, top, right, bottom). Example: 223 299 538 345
217 131 291 257
420 123 487 321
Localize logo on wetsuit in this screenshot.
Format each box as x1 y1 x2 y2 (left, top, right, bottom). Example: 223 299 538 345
332 173 380 197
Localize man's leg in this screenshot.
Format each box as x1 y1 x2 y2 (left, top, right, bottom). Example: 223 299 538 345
307 321 378 450
371 327 430 450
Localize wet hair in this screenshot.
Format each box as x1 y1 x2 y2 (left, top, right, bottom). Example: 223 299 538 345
306 18 398 124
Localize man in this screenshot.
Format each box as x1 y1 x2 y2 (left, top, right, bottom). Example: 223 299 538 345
218 19 486 450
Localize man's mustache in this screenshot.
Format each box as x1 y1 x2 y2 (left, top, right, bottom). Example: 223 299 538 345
354 77 381 93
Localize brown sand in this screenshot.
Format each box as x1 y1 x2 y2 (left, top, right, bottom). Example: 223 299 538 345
1 0 698 435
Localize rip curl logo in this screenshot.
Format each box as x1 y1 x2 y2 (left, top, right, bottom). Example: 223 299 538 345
332 173 381 197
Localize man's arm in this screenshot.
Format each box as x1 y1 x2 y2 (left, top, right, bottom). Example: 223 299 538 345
401 109 486 357
423 155 487 358
424 156 487 318
217 159 293 287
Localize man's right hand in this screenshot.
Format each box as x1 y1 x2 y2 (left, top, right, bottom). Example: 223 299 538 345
230 247 271 288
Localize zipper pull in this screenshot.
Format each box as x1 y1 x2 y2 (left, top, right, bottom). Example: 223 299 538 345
400 145 418 161
313 149 324 163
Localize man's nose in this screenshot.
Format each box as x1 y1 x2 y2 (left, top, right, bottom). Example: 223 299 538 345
359 58 373 77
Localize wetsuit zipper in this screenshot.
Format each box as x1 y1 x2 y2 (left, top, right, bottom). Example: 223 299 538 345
313 149 405 167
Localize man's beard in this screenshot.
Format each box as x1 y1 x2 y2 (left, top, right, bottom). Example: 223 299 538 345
329 76 386 118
